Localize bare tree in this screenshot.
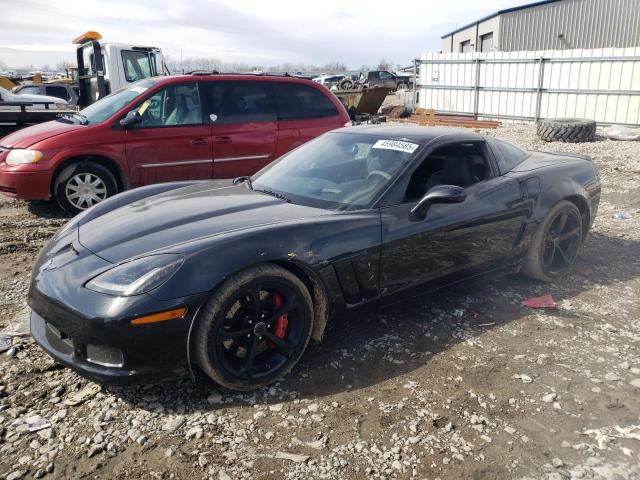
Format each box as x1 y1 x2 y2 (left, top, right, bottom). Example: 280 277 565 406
55 60 74 72
376 59 393 71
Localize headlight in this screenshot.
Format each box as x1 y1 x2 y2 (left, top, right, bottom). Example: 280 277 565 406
6 149 43 165
55 102 68 110
86 255 184 296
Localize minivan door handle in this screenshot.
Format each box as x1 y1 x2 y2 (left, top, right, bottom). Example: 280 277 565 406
191 138 209 146
214 136 232 144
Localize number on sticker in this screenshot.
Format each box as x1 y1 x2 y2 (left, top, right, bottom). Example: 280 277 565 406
372 139 419 154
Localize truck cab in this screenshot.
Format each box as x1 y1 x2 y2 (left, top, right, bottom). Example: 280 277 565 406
74 31 167 107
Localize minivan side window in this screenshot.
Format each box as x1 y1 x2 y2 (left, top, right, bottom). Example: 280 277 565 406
272 83 338 120
134 83 202 127
200 81 275 124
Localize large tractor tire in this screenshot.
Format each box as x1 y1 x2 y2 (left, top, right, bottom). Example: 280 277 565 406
537 118 596 143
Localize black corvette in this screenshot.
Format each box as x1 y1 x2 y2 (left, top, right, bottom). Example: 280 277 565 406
28 125 600 390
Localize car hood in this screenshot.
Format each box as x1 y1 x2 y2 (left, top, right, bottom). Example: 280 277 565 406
0 120 84 148
78 183 333 263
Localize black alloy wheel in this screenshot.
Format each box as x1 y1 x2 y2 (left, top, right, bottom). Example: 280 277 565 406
523 200 583 282
194 264 313 391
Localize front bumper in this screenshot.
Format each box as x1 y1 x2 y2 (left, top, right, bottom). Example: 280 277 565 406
0 167 52 200
28 276 209 385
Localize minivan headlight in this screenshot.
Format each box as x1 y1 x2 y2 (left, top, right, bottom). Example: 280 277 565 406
6 149 43 165
86 255 184 296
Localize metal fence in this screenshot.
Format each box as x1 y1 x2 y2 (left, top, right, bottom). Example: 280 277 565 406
416 47 640 126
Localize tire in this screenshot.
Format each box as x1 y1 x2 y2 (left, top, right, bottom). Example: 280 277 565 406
522 200 583 282
193 264 314 391
339 79 354 90
55 162 118 215
537 118 596 143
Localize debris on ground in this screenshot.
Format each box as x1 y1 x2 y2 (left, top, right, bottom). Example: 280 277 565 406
521 294 557 309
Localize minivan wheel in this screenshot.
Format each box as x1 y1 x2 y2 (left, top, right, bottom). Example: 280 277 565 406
55 162 118 215
193 264 314 391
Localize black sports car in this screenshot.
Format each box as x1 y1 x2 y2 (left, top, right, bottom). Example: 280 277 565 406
28 125 601 390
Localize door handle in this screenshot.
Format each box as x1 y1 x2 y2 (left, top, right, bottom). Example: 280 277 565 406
191 138 209 146
215 136 232 144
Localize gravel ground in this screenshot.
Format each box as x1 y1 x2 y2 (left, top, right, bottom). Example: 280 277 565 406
1 124 639 480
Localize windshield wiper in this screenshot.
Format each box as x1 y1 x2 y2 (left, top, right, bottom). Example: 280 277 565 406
56 112 88 125
232 176 253 190
73 112 89 125
255 189 291 203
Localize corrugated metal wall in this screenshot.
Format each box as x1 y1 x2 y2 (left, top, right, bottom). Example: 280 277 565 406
418 47 640 126
500 0 640 51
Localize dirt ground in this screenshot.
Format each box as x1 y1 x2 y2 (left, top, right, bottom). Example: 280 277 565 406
1 124 639 480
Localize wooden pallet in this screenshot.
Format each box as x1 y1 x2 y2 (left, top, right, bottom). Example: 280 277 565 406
397 109 501 129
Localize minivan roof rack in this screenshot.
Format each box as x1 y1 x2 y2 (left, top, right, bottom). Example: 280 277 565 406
186 71 297 78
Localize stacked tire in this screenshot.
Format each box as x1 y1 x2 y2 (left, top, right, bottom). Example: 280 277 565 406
537 118 596 143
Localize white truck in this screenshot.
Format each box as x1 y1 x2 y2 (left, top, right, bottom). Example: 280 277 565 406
73 31 167 106
0 31 167 134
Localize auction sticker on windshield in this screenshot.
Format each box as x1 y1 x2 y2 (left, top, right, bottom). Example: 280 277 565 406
373 139 419 154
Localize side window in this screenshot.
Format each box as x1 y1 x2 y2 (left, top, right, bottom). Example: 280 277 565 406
201 81 275 124
121 51 155 83
45 86 70 101
379 71 393 79
17 86 42 95
134 83 202 127
273 83 338 120
405 143 491 202
489 138 528 174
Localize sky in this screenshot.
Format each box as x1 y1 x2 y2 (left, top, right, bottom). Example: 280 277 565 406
0 0 528 70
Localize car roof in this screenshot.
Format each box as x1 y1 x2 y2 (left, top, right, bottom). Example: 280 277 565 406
152 74 321 86
333 124 485 145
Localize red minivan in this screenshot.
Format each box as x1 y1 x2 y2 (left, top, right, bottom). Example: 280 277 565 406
0 74 350 213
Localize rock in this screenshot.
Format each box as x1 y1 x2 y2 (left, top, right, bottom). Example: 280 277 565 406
620 361 630 370
552 458 564 468
629 379 640 388
218 471 232 480
87 444 103 458
513 374 532 383
391 460 403 471
7 471 24 480
33 469 46 479
207 392 223 405
604 372 621 381
306 439 325 450
26 415 51 433
504 426 516 435
269 403 283 412
265 431 274 440
275 452 310 463
63 384 101 407
185 426 204 439
162 416 186 432
542 393 557 403
442 457 451 465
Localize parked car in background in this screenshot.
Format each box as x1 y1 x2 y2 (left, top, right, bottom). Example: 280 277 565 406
0 74 350 214
13 83 79 106
361 70 412 90
0 86 70 110
312 74 346 89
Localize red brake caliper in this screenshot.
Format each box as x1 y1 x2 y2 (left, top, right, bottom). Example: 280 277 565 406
272 293 289 345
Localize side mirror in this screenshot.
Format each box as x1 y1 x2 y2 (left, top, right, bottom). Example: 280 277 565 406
410 185 466 219
120 110 142 127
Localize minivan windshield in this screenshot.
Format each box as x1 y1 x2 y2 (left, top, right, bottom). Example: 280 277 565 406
252 132 421 210
57 78 157 125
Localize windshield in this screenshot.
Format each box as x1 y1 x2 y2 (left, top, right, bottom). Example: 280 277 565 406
252 132 421 210
68 78 157 124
